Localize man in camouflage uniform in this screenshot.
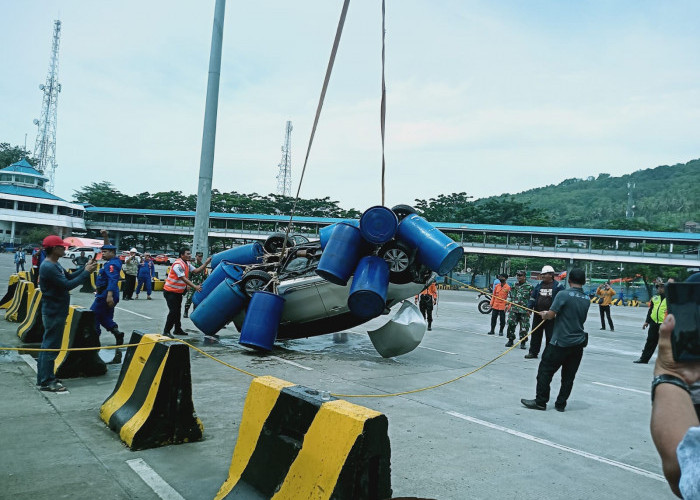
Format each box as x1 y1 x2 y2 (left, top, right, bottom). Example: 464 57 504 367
183 251 207 318
505 270 533 349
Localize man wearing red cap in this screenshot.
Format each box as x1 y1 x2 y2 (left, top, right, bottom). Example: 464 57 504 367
37 235 97 392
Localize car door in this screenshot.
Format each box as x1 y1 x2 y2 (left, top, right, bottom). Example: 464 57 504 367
277 276 328 325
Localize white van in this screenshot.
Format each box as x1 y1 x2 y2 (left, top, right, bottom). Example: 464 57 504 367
67 247 97 259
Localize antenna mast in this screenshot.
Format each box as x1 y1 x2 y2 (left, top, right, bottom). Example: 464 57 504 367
33 20 62 193
276 120 293 196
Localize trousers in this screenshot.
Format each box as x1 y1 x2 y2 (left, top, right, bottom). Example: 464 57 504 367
640 321 661 362
535 343 585 409
529 318 554 356
37 311 68 386
91 299 118 335
164 290 184 333
136 276 152 296
599 305 614 330
490 309 505 333
419 298 434 326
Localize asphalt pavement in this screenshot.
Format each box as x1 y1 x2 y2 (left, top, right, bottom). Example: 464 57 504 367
0 253 674 499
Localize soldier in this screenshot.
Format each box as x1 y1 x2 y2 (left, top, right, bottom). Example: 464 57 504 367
183 251 208 318
505 270 533 349
90 230 124 345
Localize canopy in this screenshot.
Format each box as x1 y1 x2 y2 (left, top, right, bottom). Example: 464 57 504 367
63 237 104 248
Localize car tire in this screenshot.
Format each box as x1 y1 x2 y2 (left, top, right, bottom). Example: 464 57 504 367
391 204 418 221
264 232 294 254
240 270 274 298
379 241 416 284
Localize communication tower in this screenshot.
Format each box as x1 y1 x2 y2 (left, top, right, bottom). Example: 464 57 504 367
33 20 62 193
276 121 293 196
625 182 636 218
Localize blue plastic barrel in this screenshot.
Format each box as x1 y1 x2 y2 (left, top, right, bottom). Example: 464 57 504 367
190 278 247 337
359 206 398 245
396 214 464 275
239 291 285 351
316 222 364 286
210 242 264 269
192 262 243 307
347 256 390 318
319 219 359 249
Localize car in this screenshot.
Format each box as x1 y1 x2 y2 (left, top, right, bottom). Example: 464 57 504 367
153 254 176 265
67 247 97 259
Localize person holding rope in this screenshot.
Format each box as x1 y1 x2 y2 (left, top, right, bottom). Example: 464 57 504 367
521 268 590 412
525 265 564 359
37 235 97 392
505 270 533 349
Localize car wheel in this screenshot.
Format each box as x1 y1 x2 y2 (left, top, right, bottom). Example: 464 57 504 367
240 270 274 298
264 232 294 253
391 204 418 221
379 241 416 284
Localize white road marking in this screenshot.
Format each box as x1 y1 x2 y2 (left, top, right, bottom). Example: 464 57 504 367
126 458 185 500
115 307 153 320
269 356 313 371
418 346 458 355
446 412 664 482
592 382 647 395
21 354 37 373
586 345 641 357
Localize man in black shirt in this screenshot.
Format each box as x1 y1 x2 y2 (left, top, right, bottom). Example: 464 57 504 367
524 265 564 359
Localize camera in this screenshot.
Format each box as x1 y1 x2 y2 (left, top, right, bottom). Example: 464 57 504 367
667 282 700 362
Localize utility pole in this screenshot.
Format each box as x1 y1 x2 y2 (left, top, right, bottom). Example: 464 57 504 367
276 120 293 196
193 0 226 258
33 20 62 193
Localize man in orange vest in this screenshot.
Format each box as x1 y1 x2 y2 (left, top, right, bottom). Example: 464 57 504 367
163 248 211 337
488 273 510 336
415 280 438 330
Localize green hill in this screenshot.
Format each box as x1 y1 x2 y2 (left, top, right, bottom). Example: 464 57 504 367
479 159 700 230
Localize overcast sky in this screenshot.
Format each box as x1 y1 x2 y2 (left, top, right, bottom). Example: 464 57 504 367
2 0 699 211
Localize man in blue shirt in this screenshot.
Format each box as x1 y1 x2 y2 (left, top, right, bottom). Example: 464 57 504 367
90 231 124 345
521 268 590 412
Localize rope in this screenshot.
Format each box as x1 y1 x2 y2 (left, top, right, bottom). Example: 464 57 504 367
380 0 386 205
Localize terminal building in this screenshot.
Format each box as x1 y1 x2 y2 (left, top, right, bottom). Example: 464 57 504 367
0 158 86 245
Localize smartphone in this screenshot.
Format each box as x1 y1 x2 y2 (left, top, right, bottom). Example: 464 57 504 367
666 282 700 362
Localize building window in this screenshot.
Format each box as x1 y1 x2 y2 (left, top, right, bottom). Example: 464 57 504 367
17 201 37 212
0 199 13 209
38 204 54 214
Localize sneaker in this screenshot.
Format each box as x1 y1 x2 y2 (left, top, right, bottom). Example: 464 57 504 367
39 381 67 392
427 326 432 331
487 331 495 335
147 296 152 300
174 329 188 336
610 328 614 332
134 295 139 300
524 353 538 359
633 359 647 364
600 327 605 330
162 331 174 339
505 340 514 347
554 404 566 412
521 398 546 411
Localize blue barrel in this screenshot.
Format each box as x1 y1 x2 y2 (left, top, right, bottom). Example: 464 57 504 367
348 256 390 318
319 219 359 249
316 222 364 286
210 242 264 269
192 262 243 307
190 278 247 337
239 291 285 351
396 214 464 275
359 206 398 245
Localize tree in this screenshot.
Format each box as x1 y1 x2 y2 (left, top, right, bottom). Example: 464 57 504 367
0 143 36 169
73 182 129 207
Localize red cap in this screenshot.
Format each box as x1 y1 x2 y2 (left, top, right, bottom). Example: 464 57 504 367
42 235 68 248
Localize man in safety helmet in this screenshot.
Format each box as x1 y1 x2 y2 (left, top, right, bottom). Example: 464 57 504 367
525 265 564 359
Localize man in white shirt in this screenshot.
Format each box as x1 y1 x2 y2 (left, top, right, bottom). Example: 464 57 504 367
162 248 210 337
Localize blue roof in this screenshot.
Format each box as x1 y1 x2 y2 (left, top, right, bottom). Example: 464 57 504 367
84 206 700 242
0 184 65 201
1 159 46 178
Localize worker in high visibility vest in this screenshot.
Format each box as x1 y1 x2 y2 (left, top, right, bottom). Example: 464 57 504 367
634 281 668 364
163 248 211 337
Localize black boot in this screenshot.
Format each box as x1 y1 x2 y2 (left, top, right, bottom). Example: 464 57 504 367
505 339 514 347
109 326 124 346
183 305 190 319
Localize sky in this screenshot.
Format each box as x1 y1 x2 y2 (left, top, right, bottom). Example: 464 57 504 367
1 0 699 211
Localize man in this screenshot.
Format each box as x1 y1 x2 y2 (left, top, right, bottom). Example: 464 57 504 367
488 274 510 336
521 268 590 412
135 253 155 300
505 271 533 349
596 281 616 331
72 250 90 269
184 251 208 318
37 235 97 392
90 230 124 345
650 313 700 498
525 265 564 359
14 248 26 273
122 248 140 300
414 280 438 331
634 281 668 364
163 248 210 337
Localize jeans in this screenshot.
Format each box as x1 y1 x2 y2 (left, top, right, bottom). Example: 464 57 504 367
535 343 585 408
37 311 68 386
529 318 554 356
164 290 184 333
640 321 661 362
599 305 614 330
16 261 25 272
490 309 505 333
135 276 152 296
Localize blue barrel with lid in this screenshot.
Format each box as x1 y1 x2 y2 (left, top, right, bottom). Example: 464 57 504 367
239 291 285 351
347 256 390 319
316 222 364 286
210 242 264 269
396 214 464 276
359 206 398 245
192 263 243 307
190 278 247 337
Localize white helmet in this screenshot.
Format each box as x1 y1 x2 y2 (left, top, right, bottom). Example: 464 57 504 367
130 248 138 253
541 265 555 274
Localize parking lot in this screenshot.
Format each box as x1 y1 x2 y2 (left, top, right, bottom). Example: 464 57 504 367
0 253 674 499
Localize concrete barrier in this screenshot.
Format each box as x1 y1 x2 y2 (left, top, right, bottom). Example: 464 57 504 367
17 289 43 343
4 280 35 323
0 274 20 309
215 376 392 500
53 306 107 379
100 331 203 450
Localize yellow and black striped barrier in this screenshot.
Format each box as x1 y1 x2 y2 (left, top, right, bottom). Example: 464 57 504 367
17 289 43 343
80 271 97 293
152 278 165 292
610 298 623 306
590 296 601 304
17 270 30 281
0 274 20 309
100 331 203 450
5 280 35 323
627 299 640 307
215 375 391 500
54 306 107 379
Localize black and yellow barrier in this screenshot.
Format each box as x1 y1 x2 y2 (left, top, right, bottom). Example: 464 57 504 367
0 274 20 309
17 289 43 343
80 271 97 293
627 299 640 307
215 376 392 500
100 331 203 450
5 280 35 323
590 296 601 304
611 298 623 306
17 270 30 281
53 306 107 379
152 278 165 292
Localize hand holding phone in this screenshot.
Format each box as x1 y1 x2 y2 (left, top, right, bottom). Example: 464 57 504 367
667 282 700 362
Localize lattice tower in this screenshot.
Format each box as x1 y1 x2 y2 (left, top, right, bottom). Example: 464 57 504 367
276 120 293 196
33 20 62 193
